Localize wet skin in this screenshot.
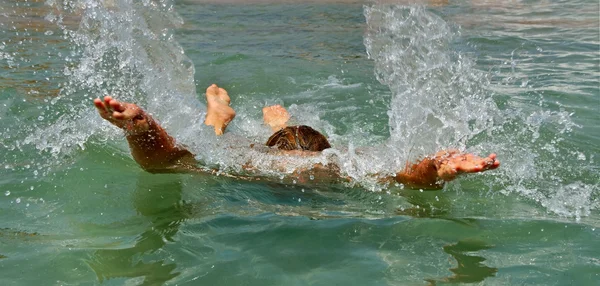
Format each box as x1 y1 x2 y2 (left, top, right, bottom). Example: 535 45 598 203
94 84 500 189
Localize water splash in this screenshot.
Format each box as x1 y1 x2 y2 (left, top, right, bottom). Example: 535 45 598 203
364 5 499 159
24 0 206 158
363 4 598 218
9 1 597 218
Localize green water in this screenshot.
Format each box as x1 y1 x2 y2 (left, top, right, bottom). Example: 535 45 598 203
1 0 599 285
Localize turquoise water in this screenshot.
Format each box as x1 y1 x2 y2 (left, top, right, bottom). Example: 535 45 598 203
1 0 599 285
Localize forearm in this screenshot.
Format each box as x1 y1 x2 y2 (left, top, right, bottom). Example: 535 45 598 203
125 115 196 172
394 157 444 190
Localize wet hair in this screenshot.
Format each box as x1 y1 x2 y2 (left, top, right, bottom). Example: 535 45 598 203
265 125 331 152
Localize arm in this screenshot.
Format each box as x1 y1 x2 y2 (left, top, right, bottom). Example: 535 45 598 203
124 116 196 173
394 150 500 190
94 96 196 173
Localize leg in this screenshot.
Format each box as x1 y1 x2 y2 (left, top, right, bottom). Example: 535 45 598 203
94 96 195 172
204 84 236 135
262 104 290 132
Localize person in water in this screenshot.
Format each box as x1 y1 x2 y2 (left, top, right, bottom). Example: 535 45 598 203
93 84 499 189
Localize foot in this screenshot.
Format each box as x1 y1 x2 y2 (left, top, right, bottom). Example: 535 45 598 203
204 84 236 135
435 150 500 181
93 96 151 135
262 104 290 132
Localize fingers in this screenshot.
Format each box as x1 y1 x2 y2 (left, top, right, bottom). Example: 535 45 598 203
103 96 113 109
113 104 140 120
470 154 500 172
109 98 126 113
94 96 115 113
94 97 114 121
93 96 138 120
451 153 500 173
487 153 500 169
437 151 500 180
93 98 106 110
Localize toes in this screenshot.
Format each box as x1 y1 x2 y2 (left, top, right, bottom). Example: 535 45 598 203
217 88 231 104
206 84 219 95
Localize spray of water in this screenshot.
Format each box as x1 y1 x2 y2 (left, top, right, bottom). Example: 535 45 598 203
24 0 207 158
362 5 598 219
363 5 500 159
10 1 597 218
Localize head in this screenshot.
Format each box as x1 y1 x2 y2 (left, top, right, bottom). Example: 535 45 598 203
265 125 331 152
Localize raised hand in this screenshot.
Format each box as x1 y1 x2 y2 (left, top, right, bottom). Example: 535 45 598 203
93 96 150 135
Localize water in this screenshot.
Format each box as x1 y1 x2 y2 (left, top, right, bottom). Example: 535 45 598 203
1 0 598 285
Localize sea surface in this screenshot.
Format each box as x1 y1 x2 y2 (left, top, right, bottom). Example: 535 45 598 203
0 0 598 285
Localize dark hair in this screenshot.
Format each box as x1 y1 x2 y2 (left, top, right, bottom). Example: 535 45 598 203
265 125 331 152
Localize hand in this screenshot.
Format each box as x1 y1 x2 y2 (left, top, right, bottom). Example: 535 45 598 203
435 150 500 181
93 96 150 135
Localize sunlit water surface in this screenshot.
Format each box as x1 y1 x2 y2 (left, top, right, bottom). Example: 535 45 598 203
0 0 598 285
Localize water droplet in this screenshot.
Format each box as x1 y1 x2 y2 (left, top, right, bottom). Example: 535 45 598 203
298 198 301 202
37 116 44 121
30 186 34 190
4 191 10 196
15 198 21 204
309 175 314 180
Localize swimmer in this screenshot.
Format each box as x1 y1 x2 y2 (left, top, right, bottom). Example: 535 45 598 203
93 84 499 189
